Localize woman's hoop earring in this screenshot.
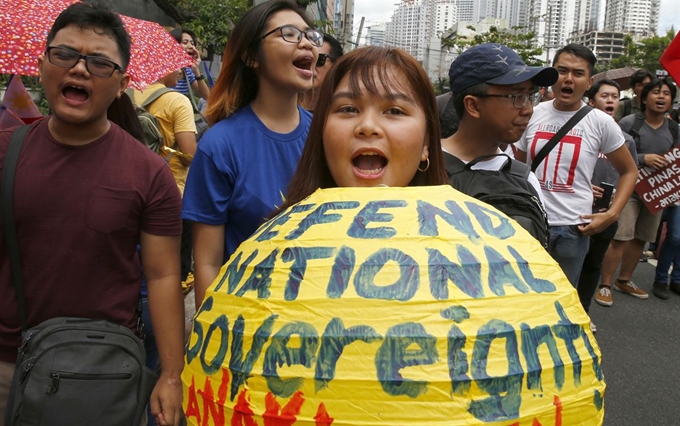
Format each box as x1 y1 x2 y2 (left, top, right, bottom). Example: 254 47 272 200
418 157 430 172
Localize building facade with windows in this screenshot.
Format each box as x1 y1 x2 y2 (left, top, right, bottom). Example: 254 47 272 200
604 0 660 39
568 31 627 66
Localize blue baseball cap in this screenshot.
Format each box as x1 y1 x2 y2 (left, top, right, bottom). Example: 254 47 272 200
449 43 558 96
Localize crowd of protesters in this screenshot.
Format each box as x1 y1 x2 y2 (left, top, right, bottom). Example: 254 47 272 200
0 0 679 424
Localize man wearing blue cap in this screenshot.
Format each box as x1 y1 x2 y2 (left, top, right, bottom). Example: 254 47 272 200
514 44 637 288
443 43 558 246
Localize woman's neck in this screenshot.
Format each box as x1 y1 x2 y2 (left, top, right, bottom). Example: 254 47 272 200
250 80 303 134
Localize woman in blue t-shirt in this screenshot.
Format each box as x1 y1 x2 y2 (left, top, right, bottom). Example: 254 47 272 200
182 0 322 309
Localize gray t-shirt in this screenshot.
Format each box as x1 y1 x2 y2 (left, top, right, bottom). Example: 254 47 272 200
591 133 637 186
619 115 679 165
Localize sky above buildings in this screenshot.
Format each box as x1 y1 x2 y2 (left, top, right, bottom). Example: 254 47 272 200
354 0 680 38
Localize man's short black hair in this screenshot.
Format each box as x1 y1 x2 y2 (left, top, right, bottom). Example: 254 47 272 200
640 77 677 112
587 79 621 101
552 44 596 77
452 82 489 118
323 33 344 61
629 69 654 88
170 27 198 46
47 2 131 71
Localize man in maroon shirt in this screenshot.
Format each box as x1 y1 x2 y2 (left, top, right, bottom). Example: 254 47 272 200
0 4 185 425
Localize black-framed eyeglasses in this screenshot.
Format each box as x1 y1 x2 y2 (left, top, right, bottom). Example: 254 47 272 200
45 46 122 78
476 91 541 109
261 25 324 47
316 53 337 67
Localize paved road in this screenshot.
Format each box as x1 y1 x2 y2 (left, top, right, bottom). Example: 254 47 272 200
589 259 680 426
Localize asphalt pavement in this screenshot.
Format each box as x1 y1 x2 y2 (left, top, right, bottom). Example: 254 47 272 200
589 258 680 426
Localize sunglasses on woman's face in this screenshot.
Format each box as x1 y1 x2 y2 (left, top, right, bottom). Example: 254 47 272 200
316 53 336 67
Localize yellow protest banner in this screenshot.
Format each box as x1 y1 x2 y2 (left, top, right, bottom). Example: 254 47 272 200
183 185 605 425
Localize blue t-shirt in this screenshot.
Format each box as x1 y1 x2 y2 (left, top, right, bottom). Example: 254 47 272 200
182 104 311 262
172 67 195 95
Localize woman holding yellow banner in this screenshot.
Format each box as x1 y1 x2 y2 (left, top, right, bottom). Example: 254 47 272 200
184 45 605 426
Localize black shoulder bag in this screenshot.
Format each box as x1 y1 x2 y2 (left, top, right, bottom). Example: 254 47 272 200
2 126 157 426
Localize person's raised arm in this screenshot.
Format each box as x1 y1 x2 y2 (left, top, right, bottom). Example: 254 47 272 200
192 222 225 311
141 231 184 426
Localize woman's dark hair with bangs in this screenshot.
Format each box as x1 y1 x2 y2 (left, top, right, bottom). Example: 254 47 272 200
47 2 131 71
274 46 447 215
205 0 311 125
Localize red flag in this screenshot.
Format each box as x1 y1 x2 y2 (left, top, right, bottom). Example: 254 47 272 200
660 31 680 83
1 76 42 124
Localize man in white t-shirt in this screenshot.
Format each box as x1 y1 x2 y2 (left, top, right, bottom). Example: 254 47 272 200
515 44 638 288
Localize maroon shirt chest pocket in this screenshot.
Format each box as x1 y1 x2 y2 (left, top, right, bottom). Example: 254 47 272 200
86 186 139 234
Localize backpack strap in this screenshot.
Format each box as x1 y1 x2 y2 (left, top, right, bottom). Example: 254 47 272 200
623 98 632 117
445 152 524 177
531 105 593 172
627 113 645 153
1 124 33 333
139 88 174 109
125 87 174 109
668 117 679 143
442 150 466 178
505 157 531 180
184 73 210 125
471 154 533 188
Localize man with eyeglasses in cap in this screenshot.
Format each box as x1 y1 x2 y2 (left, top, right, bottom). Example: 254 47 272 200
302 33 343 111
442 43 557 245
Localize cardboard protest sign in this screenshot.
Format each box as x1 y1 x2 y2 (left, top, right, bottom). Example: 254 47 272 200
183 185 605 426
634 146 680 214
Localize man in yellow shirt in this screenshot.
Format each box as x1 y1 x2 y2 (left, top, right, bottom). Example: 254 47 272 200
131 70 197 195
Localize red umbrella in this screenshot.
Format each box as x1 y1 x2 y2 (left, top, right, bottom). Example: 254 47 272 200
0 0 194 89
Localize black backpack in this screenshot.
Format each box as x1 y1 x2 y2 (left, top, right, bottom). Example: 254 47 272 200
444 152 549 248
622 98 632 118
627 113 679 153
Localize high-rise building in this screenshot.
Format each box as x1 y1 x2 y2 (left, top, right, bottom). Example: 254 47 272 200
456 0 475 22
587 0 606 32
385 0 436 62
436 0 457 37
475 0 526 27
366 23 387 47
568 31 627 65
334 0 356 50
524 0 599 63
604 0 660 39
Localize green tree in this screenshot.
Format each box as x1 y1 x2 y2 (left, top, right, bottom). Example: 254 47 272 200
160 0 320 60
314 19 336 35
163 0 252 58
607 30 676 72
442 25 544 66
